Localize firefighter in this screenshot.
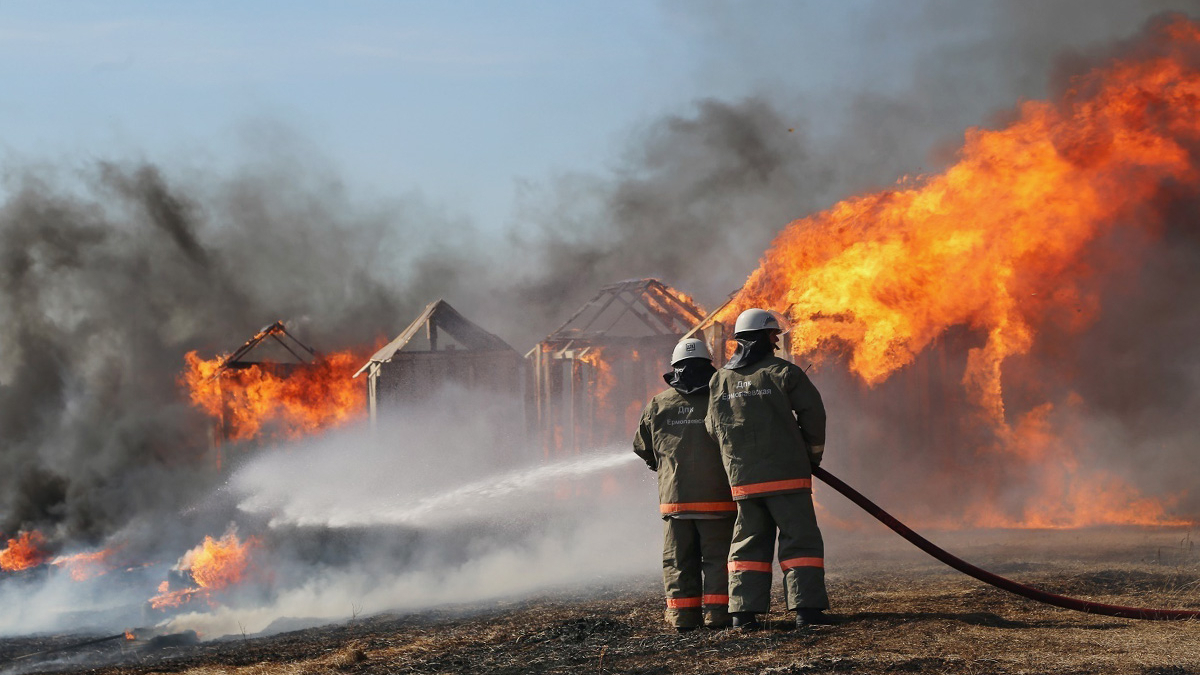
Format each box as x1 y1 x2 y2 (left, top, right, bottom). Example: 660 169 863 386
634 337 737 631
706 308 833 629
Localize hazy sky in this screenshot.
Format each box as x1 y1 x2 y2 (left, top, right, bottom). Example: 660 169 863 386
0 1 1195 233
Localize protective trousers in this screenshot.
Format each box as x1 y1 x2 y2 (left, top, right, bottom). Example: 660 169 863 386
663 517 735 628
727 491 829 613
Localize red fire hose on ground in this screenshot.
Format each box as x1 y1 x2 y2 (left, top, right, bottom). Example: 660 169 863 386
812 466 1200 621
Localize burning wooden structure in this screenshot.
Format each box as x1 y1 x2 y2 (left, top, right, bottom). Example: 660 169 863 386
183 321 373 471
195 321 320 449
528 279 706 456
354 299 523 426
214 321 319 372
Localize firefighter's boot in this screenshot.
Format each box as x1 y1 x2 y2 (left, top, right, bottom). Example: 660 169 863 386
731 612 761 630
795 608 839 627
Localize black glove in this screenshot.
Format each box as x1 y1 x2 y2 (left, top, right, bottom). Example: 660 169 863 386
807 444 824 469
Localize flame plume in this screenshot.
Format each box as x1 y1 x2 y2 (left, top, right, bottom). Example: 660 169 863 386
722 18 1200 415
149 528 260 609
182 530 259 590
0 531 48 572
717 17 1200 528
182 349 369 442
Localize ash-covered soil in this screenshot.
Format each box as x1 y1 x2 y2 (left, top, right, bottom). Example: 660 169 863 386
3 528 1199 675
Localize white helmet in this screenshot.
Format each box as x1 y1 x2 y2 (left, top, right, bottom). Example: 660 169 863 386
670 338 712 365
734 308 782 335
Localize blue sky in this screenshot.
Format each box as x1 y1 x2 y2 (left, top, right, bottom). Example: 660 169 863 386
0 2 890 229
0 2 1190 233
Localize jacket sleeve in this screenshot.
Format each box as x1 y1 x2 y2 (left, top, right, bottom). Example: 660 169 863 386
785 365 827 447
632 401 658 471
704 372 720 439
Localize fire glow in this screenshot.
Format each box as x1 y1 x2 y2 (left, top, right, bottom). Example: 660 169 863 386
51 547 117 581
717 18 1200 528
578 347 616 415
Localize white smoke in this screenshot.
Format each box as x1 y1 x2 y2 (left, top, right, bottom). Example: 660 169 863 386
162 388 660 638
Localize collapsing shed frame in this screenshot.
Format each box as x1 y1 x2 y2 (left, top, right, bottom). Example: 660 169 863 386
527 278 707 456
213 321 319 373
199 320 322 465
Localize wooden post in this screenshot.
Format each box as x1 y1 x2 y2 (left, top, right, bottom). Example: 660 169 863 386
427 322 439 352
367 361 380 430
566 357 577 455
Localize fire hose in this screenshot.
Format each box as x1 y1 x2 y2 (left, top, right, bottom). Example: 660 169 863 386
812 466 1200 621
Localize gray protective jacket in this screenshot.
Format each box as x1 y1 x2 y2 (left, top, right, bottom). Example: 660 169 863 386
706 355 826 499
634 388 736 518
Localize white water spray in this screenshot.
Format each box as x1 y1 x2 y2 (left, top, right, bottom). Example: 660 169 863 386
163 411 662 639
233 435 643 529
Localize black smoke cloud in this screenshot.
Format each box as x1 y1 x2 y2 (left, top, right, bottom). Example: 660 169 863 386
0 159 449 543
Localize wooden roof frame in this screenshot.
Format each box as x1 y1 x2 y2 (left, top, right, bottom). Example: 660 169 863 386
353 299 516 378
537 278 706 349
214 321 318 374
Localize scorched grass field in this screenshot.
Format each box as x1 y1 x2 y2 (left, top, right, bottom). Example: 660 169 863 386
2 527 1198 675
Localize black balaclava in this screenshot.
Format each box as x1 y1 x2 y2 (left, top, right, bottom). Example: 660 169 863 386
723 329 777 370
665 358 717 395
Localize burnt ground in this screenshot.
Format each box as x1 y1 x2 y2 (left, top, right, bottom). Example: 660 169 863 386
2 528 1199 675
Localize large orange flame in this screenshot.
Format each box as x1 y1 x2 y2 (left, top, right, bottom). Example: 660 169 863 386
0 531 48 572
149 528 260 609
718 17 1200 528
182 529 259 590
182 349 368 442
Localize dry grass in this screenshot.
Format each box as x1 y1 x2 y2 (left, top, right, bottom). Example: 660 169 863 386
8 527 1200 675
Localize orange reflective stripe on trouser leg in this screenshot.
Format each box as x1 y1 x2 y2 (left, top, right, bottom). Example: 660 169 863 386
779 557 824 572
702 594 729 605
665 596 703 609
727 560 773 573
659 502 738 514
729 478 812 498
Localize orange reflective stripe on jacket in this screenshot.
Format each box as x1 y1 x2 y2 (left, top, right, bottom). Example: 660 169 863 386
665 596 702 609
730 478 812 498
659 502 738 514
727 560 772 573
779 556 824 571
703 594 729 605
